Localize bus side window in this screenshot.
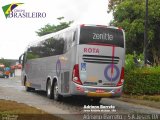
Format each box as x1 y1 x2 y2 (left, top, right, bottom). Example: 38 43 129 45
63 37 67 54
26 47 32 60
44 37 56 56
63 30 76 53
63 32 69 53
55 34 65 55
26 46 40 60
67 31 73 50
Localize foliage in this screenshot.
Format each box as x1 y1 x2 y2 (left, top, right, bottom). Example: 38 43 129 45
36 17 73 36
124 67 160 95
27 53 39 60
143 95 160 102
0 58 10 67
125 54 144 72
108 0 124 13
123 94 160 102
125 54 136 71
108 0 160 65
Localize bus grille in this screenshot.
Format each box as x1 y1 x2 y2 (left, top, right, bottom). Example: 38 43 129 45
82 55 120 64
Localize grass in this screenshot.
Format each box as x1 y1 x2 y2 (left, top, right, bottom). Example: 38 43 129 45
0 99 63 120
143 95 160 102
123 94 160 102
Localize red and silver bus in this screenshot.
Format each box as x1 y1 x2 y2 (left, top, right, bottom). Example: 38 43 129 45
19 24 125 103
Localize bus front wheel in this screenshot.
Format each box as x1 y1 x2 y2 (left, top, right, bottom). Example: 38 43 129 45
24 81 35 92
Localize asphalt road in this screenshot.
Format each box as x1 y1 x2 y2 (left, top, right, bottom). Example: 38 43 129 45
0 77 160 120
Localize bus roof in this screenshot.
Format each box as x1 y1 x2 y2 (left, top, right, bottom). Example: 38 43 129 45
26 24 124 49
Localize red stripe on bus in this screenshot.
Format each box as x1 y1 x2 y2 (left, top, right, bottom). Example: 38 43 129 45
111 45 115 81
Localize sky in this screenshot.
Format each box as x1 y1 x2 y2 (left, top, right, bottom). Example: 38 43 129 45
0 0 113 59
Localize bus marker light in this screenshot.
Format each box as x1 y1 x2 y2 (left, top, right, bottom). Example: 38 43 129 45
72 64 82 85
115 88 121 94
76 86 84 92
117 67 124 86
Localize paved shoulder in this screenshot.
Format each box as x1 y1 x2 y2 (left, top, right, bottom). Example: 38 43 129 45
101 98 160 114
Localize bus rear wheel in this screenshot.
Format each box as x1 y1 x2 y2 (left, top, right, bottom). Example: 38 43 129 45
47 80 53 99
53 82 62 101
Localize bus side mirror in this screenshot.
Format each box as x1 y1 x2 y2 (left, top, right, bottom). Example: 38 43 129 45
19 54 24 64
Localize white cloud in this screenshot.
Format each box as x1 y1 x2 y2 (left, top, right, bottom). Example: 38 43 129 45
0 0 113 59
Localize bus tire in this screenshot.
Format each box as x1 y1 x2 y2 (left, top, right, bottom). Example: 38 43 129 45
46 80 54 99
53 82 62 101
25 86 35 92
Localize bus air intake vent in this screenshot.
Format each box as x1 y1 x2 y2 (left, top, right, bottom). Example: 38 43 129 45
82 55 119 64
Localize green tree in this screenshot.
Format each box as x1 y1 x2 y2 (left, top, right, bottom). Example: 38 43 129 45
36 17 73 36
108 0 124 13
108 0 160 66
0 58 10 67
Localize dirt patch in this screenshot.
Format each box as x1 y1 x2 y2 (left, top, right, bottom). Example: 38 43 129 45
0 99 63 120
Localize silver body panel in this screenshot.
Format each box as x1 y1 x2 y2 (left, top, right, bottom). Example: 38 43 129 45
21 25 125 98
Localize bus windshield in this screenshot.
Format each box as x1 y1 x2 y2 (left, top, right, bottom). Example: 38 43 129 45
80 26 124 48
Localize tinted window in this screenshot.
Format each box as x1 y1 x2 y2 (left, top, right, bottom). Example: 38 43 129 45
80 26 124 47
27 35 65 60
63 31 74 53
43 36 64 56
26 45 41 60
